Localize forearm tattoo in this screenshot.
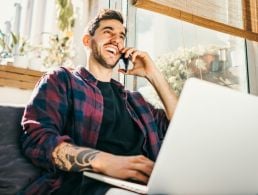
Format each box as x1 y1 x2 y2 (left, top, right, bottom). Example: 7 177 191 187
52 142 100 172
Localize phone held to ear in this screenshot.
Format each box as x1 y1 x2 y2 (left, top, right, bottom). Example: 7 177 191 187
120 53 129 72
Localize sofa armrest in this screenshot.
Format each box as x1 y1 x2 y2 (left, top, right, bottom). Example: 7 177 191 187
0 104 41 195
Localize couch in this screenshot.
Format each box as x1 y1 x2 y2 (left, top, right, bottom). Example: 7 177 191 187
0 104 41 195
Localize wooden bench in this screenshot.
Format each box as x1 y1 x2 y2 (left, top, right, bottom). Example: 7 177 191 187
0 65 44 90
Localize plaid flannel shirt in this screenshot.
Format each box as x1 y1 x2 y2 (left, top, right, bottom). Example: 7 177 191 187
20 66 169 195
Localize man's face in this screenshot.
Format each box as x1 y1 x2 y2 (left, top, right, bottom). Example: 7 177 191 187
90 19 126 69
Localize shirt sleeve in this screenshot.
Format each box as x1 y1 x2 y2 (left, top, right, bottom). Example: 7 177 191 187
148 103 170 141
20 68 73 171
130 91 170 141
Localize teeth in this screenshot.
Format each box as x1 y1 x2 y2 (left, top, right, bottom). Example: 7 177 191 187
106 47 117 55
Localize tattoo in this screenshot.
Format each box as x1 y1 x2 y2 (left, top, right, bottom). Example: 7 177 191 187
52 142 100 172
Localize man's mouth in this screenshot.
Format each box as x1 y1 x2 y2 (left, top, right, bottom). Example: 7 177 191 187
104 45 119 57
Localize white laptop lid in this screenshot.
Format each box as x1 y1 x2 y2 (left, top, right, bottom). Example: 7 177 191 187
148 78 258 194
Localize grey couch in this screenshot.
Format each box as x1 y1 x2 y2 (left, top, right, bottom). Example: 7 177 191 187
0 104 41 195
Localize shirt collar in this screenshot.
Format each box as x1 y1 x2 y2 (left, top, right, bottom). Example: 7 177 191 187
75 66 125 91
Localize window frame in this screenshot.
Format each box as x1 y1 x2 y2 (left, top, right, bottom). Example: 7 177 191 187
127 0 257 94
132 0 258 42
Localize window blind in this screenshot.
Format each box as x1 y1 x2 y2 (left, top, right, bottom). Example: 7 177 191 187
133 0 258 42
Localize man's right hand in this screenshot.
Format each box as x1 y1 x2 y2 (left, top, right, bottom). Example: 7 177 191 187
52 142 154 184
91 152 154 184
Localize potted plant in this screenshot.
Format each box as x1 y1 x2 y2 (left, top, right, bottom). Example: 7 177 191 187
28 0 76 70
0 29 30 67
40 33 75 69
0 29 13 63
138 45 229 108
11 33 30 68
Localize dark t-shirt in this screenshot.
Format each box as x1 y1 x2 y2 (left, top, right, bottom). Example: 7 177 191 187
96 80 144 155
53 81 145 195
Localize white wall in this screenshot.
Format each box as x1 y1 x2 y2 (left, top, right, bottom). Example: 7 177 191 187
0 87 32 105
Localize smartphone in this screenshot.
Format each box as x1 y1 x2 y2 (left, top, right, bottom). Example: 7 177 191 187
120 53 129 72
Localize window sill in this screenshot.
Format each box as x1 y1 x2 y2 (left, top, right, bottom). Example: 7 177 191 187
0 65 44 90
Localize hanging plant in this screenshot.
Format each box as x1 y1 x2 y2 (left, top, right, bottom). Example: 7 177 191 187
56 0 75 33
34 0 76 69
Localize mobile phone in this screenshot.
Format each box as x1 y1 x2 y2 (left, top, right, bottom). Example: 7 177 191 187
120 53 129 72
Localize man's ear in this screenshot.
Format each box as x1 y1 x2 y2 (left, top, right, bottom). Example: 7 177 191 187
82 34 91 47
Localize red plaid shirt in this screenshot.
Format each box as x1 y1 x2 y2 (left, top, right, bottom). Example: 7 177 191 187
20 66 169 195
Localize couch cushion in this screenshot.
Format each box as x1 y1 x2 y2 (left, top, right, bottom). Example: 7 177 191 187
0 104 41 195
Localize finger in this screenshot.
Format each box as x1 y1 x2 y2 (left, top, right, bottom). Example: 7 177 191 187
132 162 153 177
130 50 142 63
135 159 154 176
124 47 137 58
131 155 154 164
129 156 154 176
128 170 149 184
118 69 127 74
121 47 133 54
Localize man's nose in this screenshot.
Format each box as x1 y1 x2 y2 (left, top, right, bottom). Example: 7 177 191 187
110 34 122 45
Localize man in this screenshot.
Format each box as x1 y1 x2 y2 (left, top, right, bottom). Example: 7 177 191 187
20 9 178 195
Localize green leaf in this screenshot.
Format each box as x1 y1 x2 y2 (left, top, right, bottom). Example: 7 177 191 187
56 0 75 32
0 39 4 48
56 0 67 8
70 19 75 28
11 32 18 45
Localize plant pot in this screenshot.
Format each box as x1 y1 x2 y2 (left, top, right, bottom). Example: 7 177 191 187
13 55 29 69
29 58 45 71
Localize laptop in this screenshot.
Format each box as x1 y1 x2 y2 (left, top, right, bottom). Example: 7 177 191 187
84 78 258 194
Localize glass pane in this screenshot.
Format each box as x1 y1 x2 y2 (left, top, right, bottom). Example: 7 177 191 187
246 40 258 95
135 8 248 107
0 1 22 30
0 1 22 61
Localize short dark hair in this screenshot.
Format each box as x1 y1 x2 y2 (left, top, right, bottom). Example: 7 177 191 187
87 9 125 36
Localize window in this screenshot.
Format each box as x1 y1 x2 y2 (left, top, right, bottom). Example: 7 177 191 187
0 0 87 90
128 6 249 107
133 0 258 41
137 8 248 90
0 0 87 70
0 1 21 30
129 0 258 97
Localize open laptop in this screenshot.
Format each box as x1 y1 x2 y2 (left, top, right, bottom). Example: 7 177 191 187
84 78 258 194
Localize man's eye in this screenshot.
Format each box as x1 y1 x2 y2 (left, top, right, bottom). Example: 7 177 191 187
104 30 111 34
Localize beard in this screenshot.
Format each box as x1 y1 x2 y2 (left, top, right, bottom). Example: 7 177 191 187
91 39 120 69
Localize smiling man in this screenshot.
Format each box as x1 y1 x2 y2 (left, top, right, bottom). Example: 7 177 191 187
86 20 126 70
20 9 178 195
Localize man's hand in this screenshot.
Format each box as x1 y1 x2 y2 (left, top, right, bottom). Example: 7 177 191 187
119 47 178 120
119 47 158 79
52 142 154 184
91 152 154 184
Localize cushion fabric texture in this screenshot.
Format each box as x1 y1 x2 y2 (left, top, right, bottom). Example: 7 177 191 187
0 104 41 195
